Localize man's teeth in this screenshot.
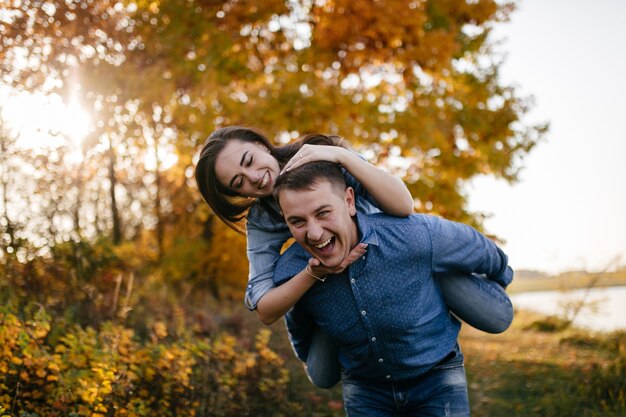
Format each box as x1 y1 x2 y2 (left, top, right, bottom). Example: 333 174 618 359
314 238 332 249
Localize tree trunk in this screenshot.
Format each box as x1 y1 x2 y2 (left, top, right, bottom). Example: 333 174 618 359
154 138 163 260
0 133 16 256
108 145 122 244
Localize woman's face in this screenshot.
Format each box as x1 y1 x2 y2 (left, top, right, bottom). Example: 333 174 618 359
214 139 281 198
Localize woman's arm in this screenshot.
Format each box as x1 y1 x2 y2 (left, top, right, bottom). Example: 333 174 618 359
256 269 316 325
283 145 414 216
256 244 367 324
246 206 367 324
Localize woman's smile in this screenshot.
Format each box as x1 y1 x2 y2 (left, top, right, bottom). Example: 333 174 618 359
214 139 280 198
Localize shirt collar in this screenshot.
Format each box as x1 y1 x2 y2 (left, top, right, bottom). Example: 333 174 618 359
355 212 379 247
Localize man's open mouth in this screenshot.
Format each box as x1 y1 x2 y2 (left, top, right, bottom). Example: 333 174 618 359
312 237 335 254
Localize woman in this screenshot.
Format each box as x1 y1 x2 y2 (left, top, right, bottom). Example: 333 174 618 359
195 126 513 387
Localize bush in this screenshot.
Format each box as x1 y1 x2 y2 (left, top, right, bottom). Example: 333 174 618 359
524 315 571 332
0 306 300 416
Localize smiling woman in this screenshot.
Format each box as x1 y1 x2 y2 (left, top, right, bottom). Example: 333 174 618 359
213 139 281 198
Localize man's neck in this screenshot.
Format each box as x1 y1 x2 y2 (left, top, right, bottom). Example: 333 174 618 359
349 215 360 250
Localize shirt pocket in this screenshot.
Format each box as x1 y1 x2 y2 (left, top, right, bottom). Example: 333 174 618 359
380 278 423 331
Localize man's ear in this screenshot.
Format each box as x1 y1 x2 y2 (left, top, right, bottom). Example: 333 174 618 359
345 186 357 216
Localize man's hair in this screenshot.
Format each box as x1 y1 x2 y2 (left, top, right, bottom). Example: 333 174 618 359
273 161 346 206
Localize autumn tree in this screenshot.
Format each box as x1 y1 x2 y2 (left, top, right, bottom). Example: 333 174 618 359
0 0 546 291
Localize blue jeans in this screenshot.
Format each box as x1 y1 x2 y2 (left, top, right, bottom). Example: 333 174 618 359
342 347 469 416
305 272 513 388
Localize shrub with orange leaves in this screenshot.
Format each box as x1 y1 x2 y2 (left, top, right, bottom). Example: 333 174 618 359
0 305 300 416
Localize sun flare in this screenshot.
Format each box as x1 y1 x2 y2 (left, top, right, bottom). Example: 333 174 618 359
1 87 91 157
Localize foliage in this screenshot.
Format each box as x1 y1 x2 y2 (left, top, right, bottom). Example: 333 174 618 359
0 305 300 417
0 1 546 290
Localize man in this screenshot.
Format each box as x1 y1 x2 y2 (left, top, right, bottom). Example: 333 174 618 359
272 161 513 417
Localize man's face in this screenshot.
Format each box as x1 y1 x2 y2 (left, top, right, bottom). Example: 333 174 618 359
278 180 358 269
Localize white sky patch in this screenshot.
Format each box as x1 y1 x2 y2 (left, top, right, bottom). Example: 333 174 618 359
466 0 626 274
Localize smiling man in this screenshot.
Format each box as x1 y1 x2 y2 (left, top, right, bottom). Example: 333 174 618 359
272 161 513 417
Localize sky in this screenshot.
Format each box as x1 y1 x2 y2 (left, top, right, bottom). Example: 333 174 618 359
467 0 626 274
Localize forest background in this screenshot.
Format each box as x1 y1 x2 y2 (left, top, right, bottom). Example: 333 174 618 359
0 1 623 416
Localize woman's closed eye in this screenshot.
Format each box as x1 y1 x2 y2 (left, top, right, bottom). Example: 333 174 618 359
232 155 253 189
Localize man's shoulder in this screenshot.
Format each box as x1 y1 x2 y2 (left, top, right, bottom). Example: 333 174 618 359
273 242 309 286
364 211 431 229
360 212 437 254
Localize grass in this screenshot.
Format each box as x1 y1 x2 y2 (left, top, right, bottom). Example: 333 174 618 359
463 309 624 416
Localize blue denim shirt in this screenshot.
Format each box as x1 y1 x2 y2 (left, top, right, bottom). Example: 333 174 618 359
244 170 381 310
273 212 513 382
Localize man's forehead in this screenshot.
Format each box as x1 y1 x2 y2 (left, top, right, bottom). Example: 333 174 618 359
279 179 340 197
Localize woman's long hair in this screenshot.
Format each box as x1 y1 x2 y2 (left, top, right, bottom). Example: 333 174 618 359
195 126 345 233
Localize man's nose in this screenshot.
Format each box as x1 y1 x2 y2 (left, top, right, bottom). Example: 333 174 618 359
306 221 323 242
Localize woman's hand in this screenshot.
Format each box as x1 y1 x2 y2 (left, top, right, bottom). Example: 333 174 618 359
283 142 413 217
308 243 368 277
282 144 347 174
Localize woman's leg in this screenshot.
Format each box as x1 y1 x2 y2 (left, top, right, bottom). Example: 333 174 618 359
305 325 341 389
436 272 514 334
304 273 511 388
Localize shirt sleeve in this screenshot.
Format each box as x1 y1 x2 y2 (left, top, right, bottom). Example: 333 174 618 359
244 207 293 310
424 215 514 288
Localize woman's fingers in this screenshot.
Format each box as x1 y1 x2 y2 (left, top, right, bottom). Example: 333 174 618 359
282 151 308 173
308 257 321 267
281 145 335 174
312 243 368 276
340 243 368 268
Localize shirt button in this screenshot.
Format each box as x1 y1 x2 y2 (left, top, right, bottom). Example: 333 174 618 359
371 337 376 342
350 278 356 284
361 310 367 316
378 358 384 363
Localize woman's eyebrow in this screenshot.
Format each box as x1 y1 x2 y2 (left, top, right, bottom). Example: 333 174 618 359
239 150 249 167
228 150 250 189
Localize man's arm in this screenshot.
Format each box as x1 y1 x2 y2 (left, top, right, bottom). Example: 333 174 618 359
425 215 513 287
